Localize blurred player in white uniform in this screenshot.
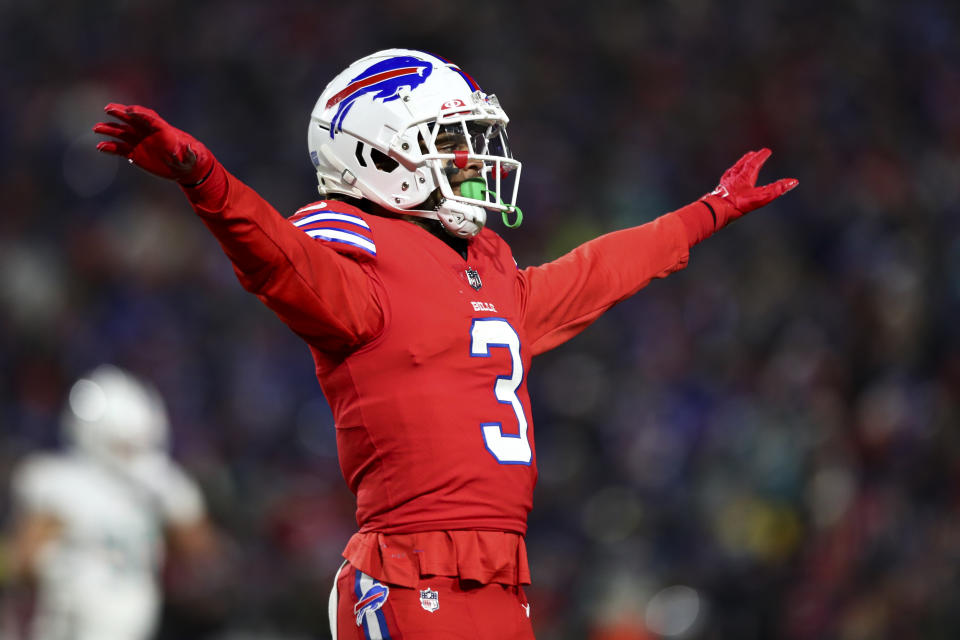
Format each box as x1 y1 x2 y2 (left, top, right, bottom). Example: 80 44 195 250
6 365 217 640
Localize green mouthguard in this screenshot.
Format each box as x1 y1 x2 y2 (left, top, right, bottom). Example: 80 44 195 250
460 178 523 228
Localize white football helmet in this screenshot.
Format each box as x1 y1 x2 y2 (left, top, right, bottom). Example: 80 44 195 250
62 365 169 469
308 49 522 237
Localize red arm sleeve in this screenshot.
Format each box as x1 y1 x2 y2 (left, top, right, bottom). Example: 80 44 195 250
517 202 703 356
182 165 383 351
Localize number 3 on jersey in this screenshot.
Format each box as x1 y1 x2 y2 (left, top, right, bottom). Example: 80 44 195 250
470 318 532 465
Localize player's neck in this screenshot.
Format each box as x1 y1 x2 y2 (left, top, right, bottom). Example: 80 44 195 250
404 217 468 260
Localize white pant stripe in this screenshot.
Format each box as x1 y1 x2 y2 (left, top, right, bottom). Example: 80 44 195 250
329 560 347 640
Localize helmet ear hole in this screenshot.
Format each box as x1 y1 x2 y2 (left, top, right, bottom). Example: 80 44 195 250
370 148 399 173
354 141 398 173
355 141 368 167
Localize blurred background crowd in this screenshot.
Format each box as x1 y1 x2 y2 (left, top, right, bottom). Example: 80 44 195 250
2 0 959 638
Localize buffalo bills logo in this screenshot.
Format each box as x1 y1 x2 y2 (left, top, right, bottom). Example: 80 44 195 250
326 56 433 137
354 582 390 626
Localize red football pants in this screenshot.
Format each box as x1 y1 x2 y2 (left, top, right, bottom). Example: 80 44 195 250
329 562 535 639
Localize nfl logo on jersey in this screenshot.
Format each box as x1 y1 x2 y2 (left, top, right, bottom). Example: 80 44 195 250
465 267 482 291
419 588 440 612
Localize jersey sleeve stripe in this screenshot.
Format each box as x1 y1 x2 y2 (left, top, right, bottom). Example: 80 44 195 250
306 228 377 255
294 211 371 230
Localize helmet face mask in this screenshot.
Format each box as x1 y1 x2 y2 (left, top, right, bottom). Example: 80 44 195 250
421 116 518 203
308 49 521 237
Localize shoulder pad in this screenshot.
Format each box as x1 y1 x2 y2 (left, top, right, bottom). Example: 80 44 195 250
289 200 377 260
11 454 71 506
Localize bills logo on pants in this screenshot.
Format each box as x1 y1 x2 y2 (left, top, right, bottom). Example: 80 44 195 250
355 582 390 627
354 570 394 639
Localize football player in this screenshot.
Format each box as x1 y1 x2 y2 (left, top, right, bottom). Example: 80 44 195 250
93 49 797 639
6 365 217 640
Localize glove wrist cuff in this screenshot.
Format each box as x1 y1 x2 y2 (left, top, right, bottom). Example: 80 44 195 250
700 194 742 229
181 162 228 210
180 161 216 188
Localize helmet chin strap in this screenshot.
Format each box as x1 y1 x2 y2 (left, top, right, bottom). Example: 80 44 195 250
436 197 486 238
431 167 486 238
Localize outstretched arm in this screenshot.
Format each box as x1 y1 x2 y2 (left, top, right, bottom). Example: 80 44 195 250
519 149 798 355
94 104 383 350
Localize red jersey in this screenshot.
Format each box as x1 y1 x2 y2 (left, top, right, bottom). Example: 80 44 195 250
188 170 695 584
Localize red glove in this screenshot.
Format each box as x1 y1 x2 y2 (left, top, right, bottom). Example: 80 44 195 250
678 148 797 247
704 148 798 227
93 103 216 186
